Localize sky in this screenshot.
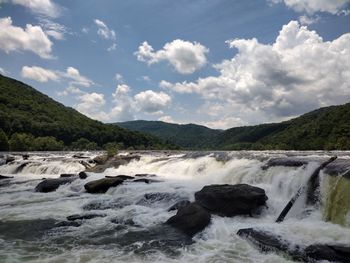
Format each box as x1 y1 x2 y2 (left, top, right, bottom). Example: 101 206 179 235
0 0 350 129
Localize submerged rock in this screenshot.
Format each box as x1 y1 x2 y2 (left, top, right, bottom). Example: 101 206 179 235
195 184 268 217
35 177 76 193
132 178 161 184
84 178 124 193
166 202 211 236
60 173 76 178
78 171 88 179
134 173 157 177
238 228 350 263
136 192 180 206
55 221 81 227
67 213 106 221
88 155 141 173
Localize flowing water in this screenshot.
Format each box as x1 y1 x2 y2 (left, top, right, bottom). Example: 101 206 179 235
0 151 349 263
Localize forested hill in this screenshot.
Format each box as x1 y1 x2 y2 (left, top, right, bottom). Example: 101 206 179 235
117 103 350 150
117 120 222 149
0 74 173 151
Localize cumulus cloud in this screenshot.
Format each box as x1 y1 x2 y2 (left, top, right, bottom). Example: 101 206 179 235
161 21 350 128
21 65 94 87
109 84 135 121
134 90 171 114
269 0 350 15
21 65 58 82
12 0 61 18
158 115 175 123
135 39 209 74
75 92 109 121
94 19 116 41
0 17 53 58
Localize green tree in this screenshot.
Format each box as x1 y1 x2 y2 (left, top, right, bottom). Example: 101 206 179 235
33 136 64 151
9 133 34 151
103 142 120 157
0 129 9 151
71 138 98 150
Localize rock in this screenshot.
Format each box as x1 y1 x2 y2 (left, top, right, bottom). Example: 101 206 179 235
0 175 13 180
168 200 191 212
262 158 308 170
60 173 76 178
105 175 134 180
35 177 76 193
78 171 88 179
323 159 350 179
55 221 81 227
22 154 29 160
238 228 350 263
132 178 161 184
84 178 124 193
14 162 30 173
135 173 157 177
83 199 129 210
166 202 211 236
93 154 109 165
5 155 15 164
195 184 268 217
305 244 350 263
67 213 106 221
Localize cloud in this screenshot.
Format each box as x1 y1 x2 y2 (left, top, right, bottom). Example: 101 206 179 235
21 65 94 87
12 0 61 18
94 19 116 41
298 15 320 25
161 21 350 128
109 84 135 121
0 17 53 58
107 43 116 52
134 90 172 114
21 65 59 82
75 92 109 121
269 0 350 15
38 17 69 40
115 73 123 83
135 39 209 74
158 115 175 123
0 67 8 75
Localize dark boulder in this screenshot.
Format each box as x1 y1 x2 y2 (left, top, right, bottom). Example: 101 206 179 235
195 184 267 217
135 173 157 177
5 155 15 164
0 175 13 180
35 177 76 193
67 213 106 221
78 171 88 179
132 178 161 184
60 173 76 178
55 221 81 227
88 155 141 173
105 175 134 180
238 228 350 262
22 154 29 160
166 202 211 236
84 178 124 193
262 158 308 170
305 244 350 263
93 154 109 165
168 200 191 211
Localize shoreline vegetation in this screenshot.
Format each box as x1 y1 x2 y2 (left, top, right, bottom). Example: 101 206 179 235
1 74 349 151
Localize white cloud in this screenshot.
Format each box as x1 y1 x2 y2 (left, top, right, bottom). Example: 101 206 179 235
21 65 94 87
269 0 350 15
142 75 151 82
12 0 61 18
298 15 320 25
115 73 123 83
94 19 116 41
57 85 84 97
21 65 58 82
38 17 69 40
109 84 135 121
134 90 172 114
75 92 109 121
0 17 53 58
0 67 8 75
135 39 209 74
158 115 175 123
107 43 116 52
161 21 350 128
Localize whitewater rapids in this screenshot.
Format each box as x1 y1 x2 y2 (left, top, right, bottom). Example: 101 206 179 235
0 151 349 263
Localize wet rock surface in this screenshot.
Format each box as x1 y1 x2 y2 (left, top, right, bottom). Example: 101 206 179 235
262 157 308 169
168 200 191 211
84 177 124 193
166 202 211 236
87 154 141 173
35 177 76 192
195 184 268 217
67 213 106 221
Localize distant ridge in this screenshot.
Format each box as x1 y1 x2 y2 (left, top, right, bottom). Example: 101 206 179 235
117 103 350 150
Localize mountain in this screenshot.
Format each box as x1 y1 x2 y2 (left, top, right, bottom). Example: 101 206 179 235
117 103 350 150
117 120 222 149
0 74 173 151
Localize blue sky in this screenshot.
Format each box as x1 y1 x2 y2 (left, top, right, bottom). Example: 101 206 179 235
0 0 350 128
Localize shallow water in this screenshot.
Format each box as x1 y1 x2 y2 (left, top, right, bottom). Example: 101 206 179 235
0 151 349 263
